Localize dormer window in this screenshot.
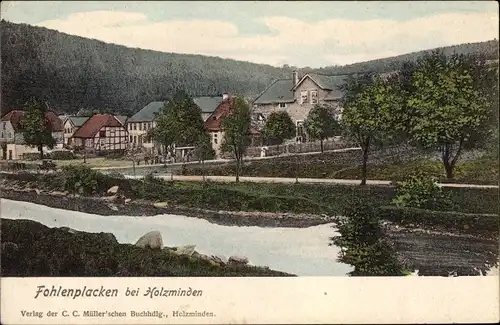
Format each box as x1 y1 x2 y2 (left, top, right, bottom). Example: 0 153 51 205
279 103 287 108
310 90 318 104
300 91 308 105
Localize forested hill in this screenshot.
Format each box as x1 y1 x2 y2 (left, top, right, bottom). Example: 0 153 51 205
0 21 292 115
1 20 498 116
311 40 499 75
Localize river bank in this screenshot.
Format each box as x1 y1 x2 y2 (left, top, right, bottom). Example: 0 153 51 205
0 188 334 228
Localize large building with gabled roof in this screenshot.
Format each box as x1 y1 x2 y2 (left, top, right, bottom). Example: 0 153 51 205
252 71 345 142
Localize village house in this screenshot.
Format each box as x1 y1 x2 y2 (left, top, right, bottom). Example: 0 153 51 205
204 96 260 158
62 115 127 146
0 110 64 160
252 71 345 142
126 95 227 155
69 114 128 152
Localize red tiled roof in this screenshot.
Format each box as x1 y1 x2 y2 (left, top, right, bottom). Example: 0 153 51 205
72 114 124 138
204 98 260 136
1 109 63 132
204 98 234 132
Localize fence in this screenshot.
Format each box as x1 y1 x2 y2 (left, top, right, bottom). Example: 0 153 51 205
242 138 353 158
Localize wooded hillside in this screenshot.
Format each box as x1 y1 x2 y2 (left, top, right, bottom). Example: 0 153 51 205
1 20 498 116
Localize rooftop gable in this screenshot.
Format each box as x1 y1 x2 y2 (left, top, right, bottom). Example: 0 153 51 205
128 101 167 122
253 79 295 105
71 114 124 138
1 109 64 132
68 116 90 127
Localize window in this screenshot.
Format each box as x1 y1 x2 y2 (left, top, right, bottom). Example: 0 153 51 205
214 138 218 144
310 90 318 104
99 130 106 138
133 123 137 130
139 123 142 131
129 135 133 142
279 103 287 108
300 91 308 105
128 124 132 130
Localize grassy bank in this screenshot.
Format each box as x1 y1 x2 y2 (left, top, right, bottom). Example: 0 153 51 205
1 218 292 277
182 153 499 185
2 168 498 215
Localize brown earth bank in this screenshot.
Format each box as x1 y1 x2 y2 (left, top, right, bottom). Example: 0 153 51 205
0 188 334 228
382 221 499 276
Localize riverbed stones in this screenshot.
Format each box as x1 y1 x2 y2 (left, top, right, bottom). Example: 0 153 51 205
101 195 118 202
135 231 163 249
228 255 249 265
210 255 228 265
175 245 196 256
125 198 132 204
153 201 169 208
107 186 119 194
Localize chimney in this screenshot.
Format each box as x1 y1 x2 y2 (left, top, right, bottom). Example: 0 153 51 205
293 70 299 85
222 93 229 101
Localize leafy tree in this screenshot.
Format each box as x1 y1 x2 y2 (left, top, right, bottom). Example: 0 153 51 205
261 111 295 145
221 97 252 182
148 91 206 162
406 51 493 179
193 132 215 181
306 104 340 152
21 98 56 160
339 74 402 185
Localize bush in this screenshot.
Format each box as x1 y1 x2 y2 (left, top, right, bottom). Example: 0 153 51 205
49 150 77 160
376 206 499 236
392 172 453 210
108 170 125 179
104 150 126 160
21 152 40 161
61 165 104 195
331 202 406 276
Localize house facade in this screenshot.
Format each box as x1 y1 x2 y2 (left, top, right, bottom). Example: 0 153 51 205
204 96 260 157
252 71 344 142
0 110 64 160
127 95 226 154
63 116 90 145
70 114 128 152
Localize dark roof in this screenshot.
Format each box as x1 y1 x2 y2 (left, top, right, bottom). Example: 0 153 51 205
72 114 124 138
253 79 295 105
193 96 223 113
129 97 223 123
1 110 63 132
292 73 347 92
68 116 90 127
115 115 128 125
128 101 166 122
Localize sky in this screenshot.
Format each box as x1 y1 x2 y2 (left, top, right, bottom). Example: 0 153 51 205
1 1 498 68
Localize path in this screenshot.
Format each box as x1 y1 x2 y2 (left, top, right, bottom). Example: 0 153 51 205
123 174 499 189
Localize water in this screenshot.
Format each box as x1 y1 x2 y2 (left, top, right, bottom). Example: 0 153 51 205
0 199 352 276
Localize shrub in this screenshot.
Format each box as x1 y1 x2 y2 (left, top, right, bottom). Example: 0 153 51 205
108 171 125 179
331 201 406 276
49 150 77 160
392 172 453 210
21 152 40 161
104 150 126 160
61 165 103 195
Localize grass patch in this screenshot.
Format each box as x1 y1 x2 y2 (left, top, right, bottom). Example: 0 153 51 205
1 218 290 277
3 170 497 215
183 154 499 185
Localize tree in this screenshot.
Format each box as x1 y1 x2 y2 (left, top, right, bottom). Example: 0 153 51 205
261 111 295 145
306 104 340 153
221 97 252 182
406 51 492 179
21 98 56 160
339 73 402 185
193 132 215 181
148 91 206 163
